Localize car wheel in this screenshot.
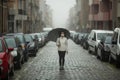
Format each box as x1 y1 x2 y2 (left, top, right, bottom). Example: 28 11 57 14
116 57 120 68
24 54 29 62
95 47 98 55
83 43 86 49
9 66 14 76
100 50 105 61
16 61 22 69
21 57 24 64
97 49 100 59
4 71 9 80
109 55 114 64
33 53 37 57
88 46 91 54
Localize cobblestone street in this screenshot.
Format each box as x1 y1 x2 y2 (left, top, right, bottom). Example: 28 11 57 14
11 40 120 80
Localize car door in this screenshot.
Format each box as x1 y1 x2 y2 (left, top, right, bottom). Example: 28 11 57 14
4 39 13 68
88 31 94 51
111 32 118 59
91 32 97 52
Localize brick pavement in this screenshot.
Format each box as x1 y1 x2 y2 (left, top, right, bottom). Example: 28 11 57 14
12 40 120 80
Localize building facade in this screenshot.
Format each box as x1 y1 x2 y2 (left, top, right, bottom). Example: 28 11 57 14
8 0 27 33
0 0 8 33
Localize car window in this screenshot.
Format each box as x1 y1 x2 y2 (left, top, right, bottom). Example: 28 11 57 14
97 33 113 40
0 40 3 52
24 35 33 42
31 35 35 39
5 38 17 48
112 32 118 43
16 35 25 43
93 33 96 41
105 36 112 44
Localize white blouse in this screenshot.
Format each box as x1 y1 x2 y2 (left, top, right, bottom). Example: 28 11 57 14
56 37 68 51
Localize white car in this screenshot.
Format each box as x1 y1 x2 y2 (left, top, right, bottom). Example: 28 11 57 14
88 30 113 55
109 28 120 67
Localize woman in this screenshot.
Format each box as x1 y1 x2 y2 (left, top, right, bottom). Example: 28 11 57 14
56 32 68 70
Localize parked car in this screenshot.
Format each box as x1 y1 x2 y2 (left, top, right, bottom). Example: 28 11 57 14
80 33 88 46
6 33 27 65
97 36 112 61
24 34 37 57
88 30 113 55
82 34 89 49
30 33 39 49
109 28 120 67
75 33 83 44
0 37 17 80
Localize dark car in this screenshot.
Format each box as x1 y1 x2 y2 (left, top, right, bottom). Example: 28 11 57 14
97 36 112 61
6 33 27 65
80 33 88 46
24 34 37 57
82 34 89 49
30 33 39 49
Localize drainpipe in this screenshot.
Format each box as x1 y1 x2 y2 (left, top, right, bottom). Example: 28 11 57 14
1 0 3 33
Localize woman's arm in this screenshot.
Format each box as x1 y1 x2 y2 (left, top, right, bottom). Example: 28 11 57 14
56 38 60 46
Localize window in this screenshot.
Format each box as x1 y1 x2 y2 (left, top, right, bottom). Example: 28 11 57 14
0 40 3 52
5 38 16 48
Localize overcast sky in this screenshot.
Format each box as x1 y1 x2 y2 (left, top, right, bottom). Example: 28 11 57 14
46 0 76 28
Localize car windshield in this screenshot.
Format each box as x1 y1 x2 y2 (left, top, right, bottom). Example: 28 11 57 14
31 35 35 39
105 36 112 44
16 35 25 43
24 35 33 42
97 33 113 40
5 38 16 48
0 40 3 52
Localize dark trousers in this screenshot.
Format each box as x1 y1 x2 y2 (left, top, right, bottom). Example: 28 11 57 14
58 51 66 66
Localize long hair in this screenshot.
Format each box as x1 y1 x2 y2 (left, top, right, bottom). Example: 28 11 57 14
59 31 66 37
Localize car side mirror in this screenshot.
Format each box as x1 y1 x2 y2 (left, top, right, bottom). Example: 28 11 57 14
8 48 14 52
112 40 117 44
10 51 17 57
100 40 104 44
92 38 95 41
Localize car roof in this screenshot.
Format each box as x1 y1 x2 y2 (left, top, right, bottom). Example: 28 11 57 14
92 30 113 33
3 35 15 39
6 33 24 36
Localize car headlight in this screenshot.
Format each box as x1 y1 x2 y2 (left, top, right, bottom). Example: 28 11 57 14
39 38 42 42
30 42 35 47
0 59 3 65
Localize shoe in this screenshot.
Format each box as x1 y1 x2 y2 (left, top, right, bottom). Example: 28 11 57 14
59 66 64 70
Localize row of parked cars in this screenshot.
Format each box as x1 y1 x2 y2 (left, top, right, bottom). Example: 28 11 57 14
71 28 120 68
0 32 48 80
